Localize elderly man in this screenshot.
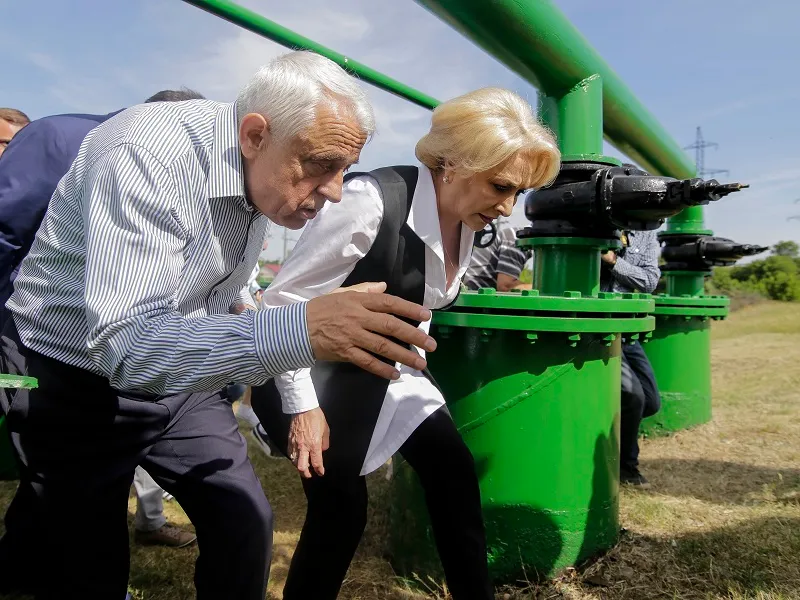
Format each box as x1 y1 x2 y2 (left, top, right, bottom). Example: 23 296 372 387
1 51 434 599
0 90 208 598
0 108 29 158
600 226 662 488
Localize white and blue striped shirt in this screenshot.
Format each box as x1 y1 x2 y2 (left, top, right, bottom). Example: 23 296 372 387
8 100 315 394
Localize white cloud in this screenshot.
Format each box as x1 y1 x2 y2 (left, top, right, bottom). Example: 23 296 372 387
279 9 371 43
27 52 59 73
176 30 285 101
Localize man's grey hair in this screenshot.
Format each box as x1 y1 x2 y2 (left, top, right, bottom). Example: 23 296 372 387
236 51 375 141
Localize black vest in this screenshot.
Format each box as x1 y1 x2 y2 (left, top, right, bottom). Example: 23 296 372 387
253 166 444 475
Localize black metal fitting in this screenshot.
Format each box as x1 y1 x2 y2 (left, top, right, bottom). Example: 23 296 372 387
659 234 768 271
518 162 747 239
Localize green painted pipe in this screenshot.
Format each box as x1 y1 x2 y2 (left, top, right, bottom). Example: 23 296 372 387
665 271 708 297
641 314 713 436
414 0 695 179
532 238 604 298
391 323 624 581
180 0 440 110
540 75 604 159
533 77 610 299
662 206 712 236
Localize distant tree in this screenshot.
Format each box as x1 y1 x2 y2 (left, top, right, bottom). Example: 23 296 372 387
772 240 799 257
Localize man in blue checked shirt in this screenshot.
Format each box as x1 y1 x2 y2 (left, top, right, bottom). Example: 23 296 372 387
0 51 435 600
600 225 662 489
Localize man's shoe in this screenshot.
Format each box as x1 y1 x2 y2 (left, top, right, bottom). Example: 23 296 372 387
251 424 282 459
134 523 197 548
620 467 651 489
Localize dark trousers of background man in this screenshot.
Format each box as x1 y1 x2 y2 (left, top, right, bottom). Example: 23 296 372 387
620 340 661 473
0 319 272 600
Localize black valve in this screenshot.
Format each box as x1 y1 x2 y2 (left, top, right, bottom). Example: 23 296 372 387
660 234 768 271
518 162 748 239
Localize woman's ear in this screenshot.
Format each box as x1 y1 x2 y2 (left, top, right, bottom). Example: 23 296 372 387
442 162 457 184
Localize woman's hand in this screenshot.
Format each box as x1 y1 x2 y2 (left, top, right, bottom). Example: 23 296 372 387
331 281 388 295
288 407 330 478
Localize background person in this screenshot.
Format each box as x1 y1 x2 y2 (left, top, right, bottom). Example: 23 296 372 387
600 219 662 488
0 108 29 159
464 222 532 291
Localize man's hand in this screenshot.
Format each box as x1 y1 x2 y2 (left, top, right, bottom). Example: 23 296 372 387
288 407 330 478
601 251 617 266
306 286 435 381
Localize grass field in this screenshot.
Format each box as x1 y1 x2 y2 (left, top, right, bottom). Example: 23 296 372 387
1 300 798 599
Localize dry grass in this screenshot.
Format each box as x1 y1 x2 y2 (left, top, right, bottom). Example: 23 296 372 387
1 301 798 599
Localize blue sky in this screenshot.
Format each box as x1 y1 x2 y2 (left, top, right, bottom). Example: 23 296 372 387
3 0 798 260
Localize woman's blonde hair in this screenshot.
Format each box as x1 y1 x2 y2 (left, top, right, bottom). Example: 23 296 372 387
415 87 560 189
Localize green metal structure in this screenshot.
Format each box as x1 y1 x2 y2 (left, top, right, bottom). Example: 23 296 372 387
183 0 440 110
410 0 729 436
184 0 696 179
640 216 727 435
413 0 695 179
391 290 652 580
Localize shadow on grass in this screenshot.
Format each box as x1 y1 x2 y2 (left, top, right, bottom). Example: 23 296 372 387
582 515 800 600
638 458 800 506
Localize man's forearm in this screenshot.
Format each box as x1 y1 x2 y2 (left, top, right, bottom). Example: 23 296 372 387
611 258 660 293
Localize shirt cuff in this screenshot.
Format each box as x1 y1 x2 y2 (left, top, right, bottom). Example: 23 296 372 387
253 302 315 377
274 368 320 414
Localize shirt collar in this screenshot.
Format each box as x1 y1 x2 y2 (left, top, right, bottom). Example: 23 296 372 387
407 163 474 271
406 164 439 252
208 102 248 209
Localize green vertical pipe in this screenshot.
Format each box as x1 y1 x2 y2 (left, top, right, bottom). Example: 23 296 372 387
180 0 440 110
541 75 603 158
391 326 622 581
532 240 602 298
532 76 608 299
665 271 708 297
663 206 711 236
641 316 712 435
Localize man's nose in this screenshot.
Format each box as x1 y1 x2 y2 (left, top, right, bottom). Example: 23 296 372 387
318 171 345 204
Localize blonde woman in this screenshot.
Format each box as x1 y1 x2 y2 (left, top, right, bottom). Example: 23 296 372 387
252 88 560 599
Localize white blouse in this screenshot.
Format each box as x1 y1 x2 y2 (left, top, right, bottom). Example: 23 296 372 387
261 164 474 475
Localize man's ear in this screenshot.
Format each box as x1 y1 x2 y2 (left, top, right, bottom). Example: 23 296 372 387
239 113 270 160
